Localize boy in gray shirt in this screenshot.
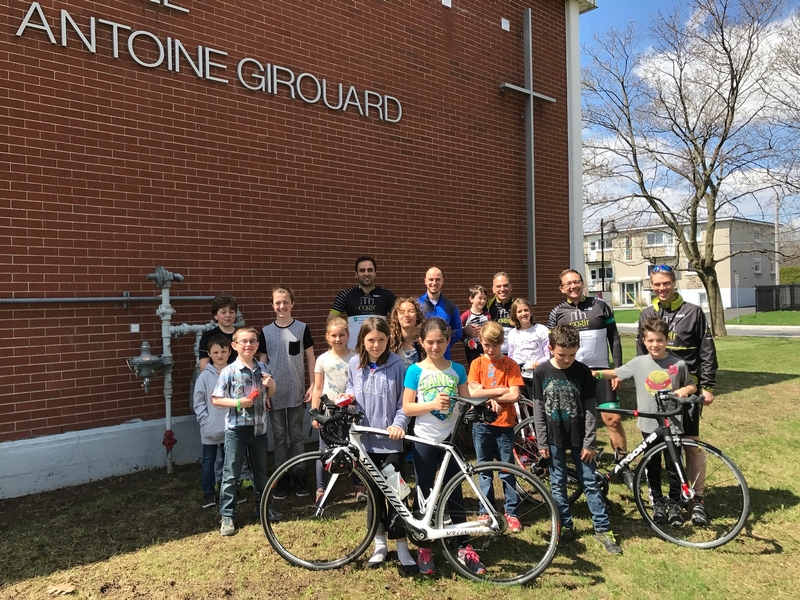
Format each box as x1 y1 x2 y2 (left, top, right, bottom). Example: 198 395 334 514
594 317 696 526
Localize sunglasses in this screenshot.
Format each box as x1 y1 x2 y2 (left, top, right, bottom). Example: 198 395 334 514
652 265 673 273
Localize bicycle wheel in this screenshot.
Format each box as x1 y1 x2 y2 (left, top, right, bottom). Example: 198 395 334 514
261 451 379 569
632 439 749 549
514 417 583 504
436 462 558 585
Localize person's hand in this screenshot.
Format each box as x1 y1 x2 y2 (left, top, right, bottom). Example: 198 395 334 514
487 399 502 413
432 393 452 411
240 395 255 409
304 385 313 403
610 377 620 392
262 373 272 387
580 447 596 464
311 415 321 429
539 447 550 459
468 381 483 390
675 387 689 398
387 426 405 440
702 389 715 405
463 323 477 338
265 396 271 411
531 361 539 370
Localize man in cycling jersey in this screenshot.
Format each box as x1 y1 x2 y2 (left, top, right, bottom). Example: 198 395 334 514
328 255 396 350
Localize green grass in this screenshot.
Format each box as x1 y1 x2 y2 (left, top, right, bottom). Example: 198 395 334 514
612 309 642 323
1 335 800 599
725 311 800 326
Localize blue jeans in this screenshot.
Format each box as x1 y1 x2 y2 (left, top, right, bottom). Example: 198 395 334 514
472 423 520 516
219 427 270 518
201 443 225 495
548 445 610 532
271 405 306 472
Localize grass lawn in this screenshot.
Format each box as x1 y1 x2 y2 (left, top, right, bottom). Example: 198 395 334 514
2 336 800 599
725 311 800 326
612 309 642 323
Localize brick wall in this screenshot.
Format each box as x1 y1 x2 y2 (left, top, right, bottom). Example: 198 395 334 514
1 0 572 442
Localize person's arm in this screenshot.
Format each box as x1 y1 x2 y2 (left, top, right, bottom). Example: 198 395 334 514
256 330 268 364
449 302 463 346
696 310 718 404
674 362 698 397
635 312 647 356
387 365 409 440
581 370 598 462
310 370 325 430
531 373 550 458
193 375 209 424
593 368 618 380
303 326 316 402
328 289 348 322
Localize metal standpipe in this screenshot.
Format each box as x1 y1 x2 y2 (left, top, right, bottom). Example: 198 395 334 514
148 267 182 473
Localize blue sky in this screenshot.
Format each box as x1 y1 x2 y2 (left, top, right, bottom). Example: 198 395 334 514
580 0 682 45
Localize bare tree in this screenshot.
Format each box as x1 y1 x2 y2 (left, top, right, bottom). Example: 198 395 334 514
582 0 788 336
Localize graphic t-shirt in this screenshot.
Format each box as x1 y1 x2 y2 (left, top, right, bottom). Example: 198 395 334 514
614 354 692 433
507 324 550 378
467 355 525 428
314 350 356 402
487 297 515 354
257 320 314 410
547 296 621 369
532 360 597 449
404 361 467 443
460 309 490 363
330 286 396 350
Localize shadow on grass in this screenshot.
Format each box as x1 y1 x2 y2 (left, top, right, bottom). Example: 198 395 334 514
0 464 225 587
715 370 800 394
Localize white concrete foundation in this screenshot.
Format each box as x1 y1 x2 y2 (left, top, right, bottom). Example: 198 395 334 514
0 416 203 500
0 411 318 500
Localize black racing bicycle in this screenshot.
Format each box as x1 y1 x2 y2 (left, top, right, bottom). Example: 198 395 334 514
595 392 749 549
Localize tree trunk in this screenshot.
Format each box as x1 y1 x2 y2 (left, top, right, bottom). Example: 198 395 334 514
700 269 728 337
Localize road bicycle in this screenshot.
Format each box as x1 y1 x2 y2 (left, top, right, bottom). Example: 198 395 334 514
595 392 749 549
513 397 583 504
260 395 559 585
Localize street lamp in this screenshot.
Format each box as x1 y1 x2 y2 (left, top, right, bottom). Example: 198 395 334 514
599 218 618 299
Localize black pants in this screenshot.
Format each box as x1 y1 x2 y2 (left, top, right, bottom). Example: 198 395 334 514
642 432 681 501
367 451 406 540
412 442 467 547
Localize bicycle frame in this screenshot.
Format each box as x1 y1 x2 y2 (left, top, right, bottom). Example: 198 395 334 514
317 414 505 543
598 400 698 502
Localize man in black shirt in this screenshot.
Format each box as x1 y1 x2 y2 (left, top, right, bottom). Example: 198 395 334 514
328 255 396 350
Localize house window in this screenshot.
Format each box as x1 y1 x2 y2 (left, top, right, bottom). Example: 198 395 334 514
686 261 696 274
590 267 613 281
683 226 704 242
589 239 613 251
770 261 775 275
625 235 633 261
646 231 673 247
754 258 762 274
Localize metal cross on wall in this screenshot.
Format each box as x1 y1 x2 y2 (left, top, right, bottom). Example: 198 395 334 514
500 8 556 305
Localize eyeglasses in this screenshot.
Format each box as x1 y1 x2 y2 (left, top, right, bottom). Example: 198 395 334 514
560 280 583 288
652 265 673 273
234 339 258 345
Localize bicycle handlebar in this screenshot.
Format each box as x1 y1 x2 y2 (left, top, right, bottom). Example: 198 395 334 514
598 392 703 419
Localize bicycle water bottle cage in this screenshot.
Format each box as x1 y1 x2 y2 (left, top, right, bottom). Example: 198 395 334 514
322 447 355 475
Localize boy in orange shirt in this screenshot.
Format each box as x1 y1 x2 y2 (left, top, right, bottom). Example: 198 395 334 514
467 321 525 532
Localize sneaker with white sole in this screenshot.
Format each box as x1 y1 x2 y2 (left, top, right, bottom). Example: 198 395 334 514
457 544 486 575
505 513 522 533
416 548 436 575
220 517 235 536
594 530 622 554
691 497 709 526
202 493 216 509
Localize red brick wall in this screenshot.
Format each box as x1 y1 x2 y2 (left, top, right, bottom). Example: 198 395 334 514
0 0 572 442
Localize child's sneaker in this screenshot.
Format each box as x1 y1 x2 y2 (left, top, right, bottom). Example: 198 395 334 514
220 517 235 536
593 530 622 554
559 524 575 545
293 473 310 497
505 513 522 533
202 492 216 509
652 497 668 524
457 544 486 575
667 499 684 526
416 548 436 575
273 476 290 500
478 513 491 525
691 497 709 527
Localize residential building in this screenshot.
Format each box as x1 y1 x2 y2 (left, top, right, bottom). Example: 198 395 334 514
583 217 776 308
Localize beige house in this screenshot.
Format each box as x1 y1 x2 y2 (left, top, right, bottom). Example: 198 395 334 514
583 217 776 309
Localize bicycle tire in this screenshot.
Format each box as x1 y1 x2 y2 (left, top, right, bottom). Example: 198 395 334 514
261 451 379 569
435 462 559 585
514 417 583 504
632 439 749 549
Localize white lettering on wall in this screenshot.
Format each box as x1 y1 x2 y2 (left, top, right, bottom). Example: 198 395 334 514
15 2 403 123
